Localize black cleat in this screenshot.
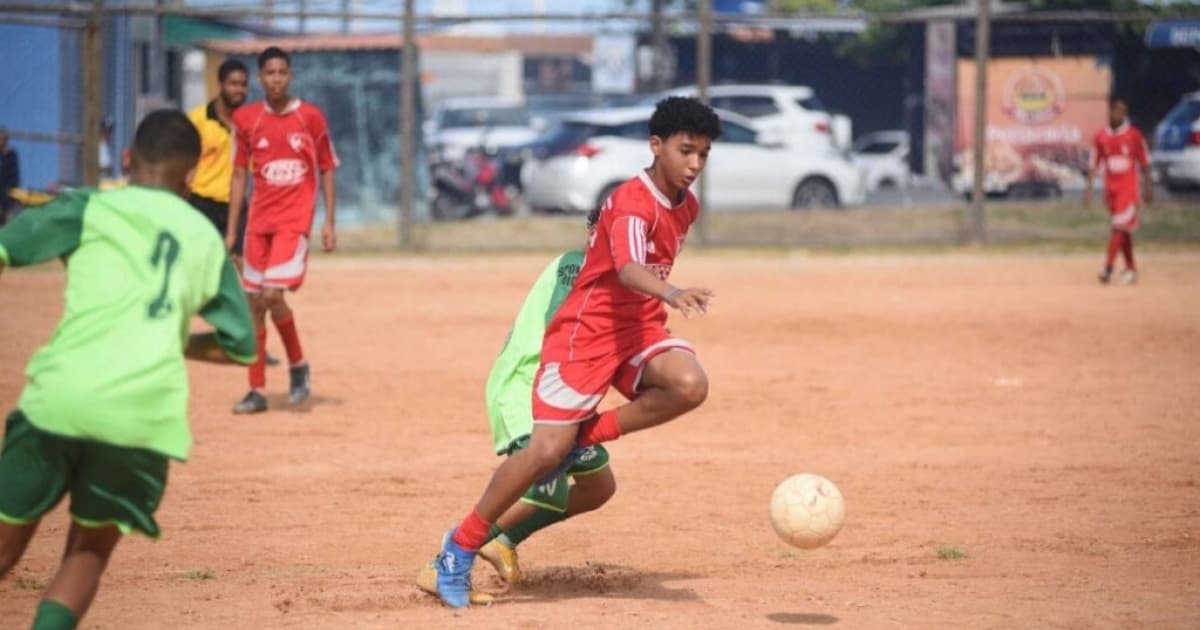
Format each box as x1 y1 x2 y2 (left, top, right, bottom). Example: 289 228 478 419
288 363 311 405
233 390 268 414
265 352 281 367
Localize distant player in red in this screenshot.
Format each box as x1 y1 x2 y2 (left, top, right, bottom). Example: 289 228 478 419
1085 97 1152 285
427 97 721 608
227 46 338 413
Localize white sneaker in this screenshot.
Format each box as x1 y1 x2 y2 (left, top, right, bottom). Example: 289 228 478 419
1119 270 1138 285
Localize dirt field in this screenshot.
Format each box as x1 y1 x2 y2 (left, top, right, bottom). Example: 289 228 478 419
2 251 1199 629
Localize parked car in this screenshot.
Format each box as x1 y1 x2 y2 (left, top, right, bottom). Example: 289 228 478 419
1152 91 1200 191
852 130 910 192
521 106 865 213
651 84 850 150
424 97 541 162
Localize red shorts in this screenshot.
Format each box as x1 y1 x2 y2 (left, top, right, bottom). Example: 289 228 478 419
531 334 695 424
1107 190 1139 232
242 231 309 292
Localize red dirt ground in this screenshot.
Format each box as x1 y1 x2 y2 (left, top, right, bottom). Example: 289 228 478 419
2 252 1198 629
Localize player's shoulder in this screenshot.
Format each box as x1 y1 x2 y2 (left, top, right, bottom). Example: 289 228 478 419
231 102 264 126
298 100 329 122
186 102 208 124
609 174 656 208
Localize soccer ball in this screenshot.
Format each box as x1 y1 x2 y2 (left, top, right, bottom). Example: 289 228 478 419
769 473 846 549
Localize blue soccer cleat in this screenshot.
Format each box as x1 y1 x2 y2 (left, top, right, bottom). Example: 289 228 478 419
433 529 477 608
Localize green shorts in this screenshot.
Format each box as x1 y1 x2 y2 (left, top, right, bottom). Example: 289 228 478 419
506 436 610 513
0 410 169 538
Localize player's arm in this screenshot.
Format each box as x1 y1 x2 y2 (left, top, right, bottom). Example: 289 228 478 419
609 212 712 319
0 189 88 274
1084 137 1101 208
1137 131 1153 206
226 121 251 252
189 257 257 365
316 114 339 252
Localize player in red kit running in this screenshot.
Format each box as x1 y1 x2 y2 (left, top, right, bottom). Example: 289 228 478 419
426 97 721 608
1085 97 1152 285
227 46 338 413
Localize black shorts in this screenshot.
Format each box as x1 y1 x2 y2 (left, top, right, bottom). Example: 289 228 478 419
188 193 245 255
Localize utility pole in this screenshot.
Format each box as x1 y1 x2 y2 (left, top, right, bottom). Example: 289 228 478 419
82 0 103 186
970 0 991 244
695 0 712 246
651 0 667 91
399 0 417 248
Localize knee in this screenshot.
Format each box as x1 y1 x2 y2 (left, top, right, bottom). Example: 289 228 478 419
670 366 709 410
261 290 286 312
525 435 574 476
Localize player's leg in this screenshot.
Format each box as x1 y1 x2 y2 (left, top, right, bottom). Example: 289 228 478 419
260 232 310 404
1101 227 1122 284
0 411 69 578
34 523 121 629
45 438 169 628
478 448 615 583
235 233 271 413
1119 230 1137 284
576 349 708 448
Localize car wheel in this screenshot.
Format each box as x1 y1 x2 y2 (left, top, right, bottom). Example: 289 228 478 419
595 182 621 212
791 177 839 210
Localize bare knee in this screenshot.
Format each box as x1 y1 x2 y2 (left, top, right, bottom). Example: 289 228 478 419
0 523 36 578
260 290 287 315
524 433 575 477
669 364 709 410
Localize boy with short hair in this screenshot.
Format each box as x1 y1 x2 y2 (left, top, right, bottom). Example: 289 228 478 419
0 109 256 630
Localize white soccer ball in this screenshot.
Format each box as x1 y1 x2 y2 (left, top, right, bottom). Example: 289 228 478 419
769 473 846 549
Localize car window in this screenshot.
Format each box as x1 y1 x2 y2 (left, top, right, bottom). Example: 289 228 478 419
855 141 900 155
796 96 827 113
713 96 780 118
537 122 599 153
1162 99 1200 126
718 120 757 144
441 106 530 129
616 121 648 139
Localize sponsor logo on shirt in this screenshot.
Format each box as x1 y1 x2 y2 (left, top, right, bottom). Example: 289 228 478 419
645 263 673 281
1107 155 1132 174
261 158 308 186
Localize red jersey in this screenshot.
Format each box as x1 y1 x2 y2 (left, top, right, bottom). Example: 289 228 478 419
1092 122 1148 214
233 99 338 234
544 171 700 362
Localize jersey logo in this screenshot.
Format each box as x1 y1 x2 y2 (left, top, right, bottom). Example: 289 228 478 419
262 158 309 186
256 138 270 149
538 478 559 496
645 263 672 281
647 241 657 254
557 263 580 287
288 132 309 154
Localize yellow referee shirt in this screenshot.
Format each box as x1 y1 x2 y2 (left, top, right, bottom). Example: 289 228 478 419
187 101 235 203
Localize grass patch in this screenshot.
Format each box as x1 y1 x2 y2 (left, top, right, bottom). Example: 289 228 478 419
13 576 47 590
183 568 217 581
936 547 969 560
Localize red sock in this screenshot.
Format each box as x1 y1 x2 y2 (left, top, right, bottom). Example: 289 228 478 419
451 508 492 552
1104 229 1121 270
273 313 304 364
249 326 267 389
576 409 622 448
1120 231 1136 271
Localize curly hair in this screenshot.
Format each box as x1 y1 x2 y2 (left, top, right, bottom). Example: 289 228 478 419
648 96 722 142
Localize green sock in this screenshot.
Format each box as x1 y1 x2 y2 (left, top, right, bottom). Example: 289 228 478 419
32 600 78 630
501 507 568 546
482 523 503 545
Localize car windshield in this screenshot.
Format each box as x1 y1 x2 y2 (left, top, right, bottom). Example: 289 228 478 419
797 96 827 113
1162 99 1200 126
441 106 530 129
855 140 900 155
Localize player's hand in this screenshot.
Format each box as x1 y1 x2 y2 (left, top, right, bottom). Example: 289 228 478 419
321 222 336 252
664 287 714 319
1144 187 1154 207
1082 187 1092 209
224 232 237 252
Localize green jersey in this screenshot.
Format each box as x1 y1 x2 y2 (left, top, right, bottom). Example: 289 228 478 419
486 250 583 454
0 186 256 460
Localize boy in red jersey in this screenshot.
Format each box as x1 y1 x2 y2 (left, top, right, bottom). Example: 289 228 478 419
227 47 339 413
428 97 721 608
1085 97 1152 285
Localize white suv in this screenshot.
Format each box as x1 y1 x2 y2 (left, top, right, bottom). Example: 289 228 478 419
654 84 847 150
1153 91 1200 191
521 107 865 213
424 97 540 162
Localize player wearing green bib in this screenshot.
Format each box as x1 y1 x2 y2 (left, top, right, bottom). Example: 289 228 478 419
0 110 256 630
418 211 615 600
